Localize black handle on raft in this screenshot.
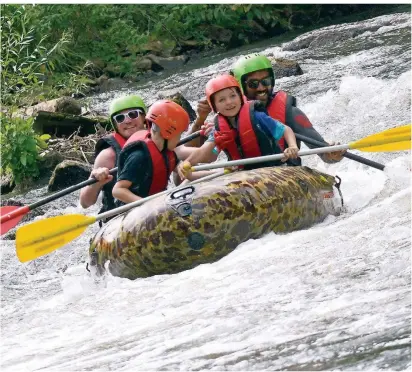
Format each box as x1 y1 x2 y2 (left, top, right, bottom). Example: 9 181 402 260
169 186 195 200
28 131 204 210
294 133 385 171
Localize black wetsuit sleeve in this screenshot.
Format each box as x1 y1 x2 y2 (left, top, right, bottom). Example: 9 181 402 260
117 150 147 185
288 106 338 164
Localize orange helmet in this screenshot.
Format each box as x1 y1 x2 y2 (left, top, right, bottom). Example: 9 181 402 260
146 100 190 139
205 74 242 112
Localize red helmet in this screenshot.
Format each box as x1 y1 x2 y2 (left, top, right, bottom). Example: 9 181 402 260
146 100 190 139
205 74 242 112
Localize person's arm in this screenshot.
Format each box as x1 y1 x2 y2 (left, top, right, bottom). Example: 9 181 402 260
255 111 299 161
282 126 299 161
112 180 142 204
184 99 212 147
177 141 217 181
174 145 197 162
289 106 345 163
79 147 115 209
112 151 145 204
188 141 218 165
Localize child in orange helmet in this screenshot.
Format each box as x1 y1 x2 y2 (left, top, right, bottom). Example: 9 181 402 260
113 100 194 204
177 74 299 181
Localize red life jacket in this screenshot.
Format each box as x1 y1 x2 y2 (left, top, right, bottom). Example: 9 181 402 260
95 132 126 157
266 90 289 150
119 131 177 195
94 132 127 214
213 101 283 170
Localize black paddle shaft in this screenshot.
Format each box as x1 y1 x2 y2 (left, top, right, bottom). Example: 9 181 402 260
28 130 203 210
295 133 385 171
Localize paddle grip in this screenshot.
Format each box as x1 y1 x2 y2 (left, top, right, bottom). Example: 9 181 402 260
295 133 385 171
0 206 30 223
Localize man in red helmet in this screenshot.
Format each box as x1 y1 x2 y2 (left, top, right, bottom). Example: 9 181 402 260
113 100 195 204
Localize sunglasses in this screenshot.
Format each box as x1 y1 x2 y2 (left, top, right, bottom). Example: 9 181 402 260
246 77 272 89
113 109 144 125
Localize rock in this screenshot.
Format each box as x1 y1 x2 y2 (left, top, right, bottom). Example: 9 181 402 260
39 151 65 177
142 40 177 57
55 97 82 115
25 97 82 116
271 57 304 79
89 74 110 93
202 25 233 43
84 59 107 78
48 160 92 192
134 57 153 71
0 173 15 195
104 64 125 78
180 39 201 47
240 20 267 36
158 92 197 122
102 77 127 91
95 74 109 86
146 54 189 72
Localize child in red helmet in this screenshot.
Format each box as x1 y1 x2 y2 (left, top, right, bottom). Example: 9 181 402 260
177 74 299 181
113 100 194 204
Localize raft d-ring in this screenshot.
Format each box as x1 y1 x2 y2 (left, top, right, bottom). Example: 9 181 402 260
167 186 195 217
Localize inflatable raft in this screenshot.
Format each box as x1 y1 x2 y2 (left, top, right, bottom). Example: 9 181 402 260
89 166 343 279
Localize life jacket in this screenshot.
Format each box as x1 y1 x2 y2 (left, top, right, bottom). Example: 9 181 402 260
213 100 284 170
266 90 301 166
94 132 127 215
117 130 177 197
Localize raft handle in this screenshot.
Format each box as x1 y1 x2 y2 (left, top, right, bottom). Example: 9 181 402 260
169 186 195 200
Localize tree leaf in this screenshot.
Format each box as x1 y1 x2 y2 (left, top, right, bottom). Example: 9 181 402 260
20 153 27 166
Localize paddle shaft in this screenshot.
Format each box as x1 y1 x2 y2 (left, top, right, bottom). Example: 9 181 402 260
193 132 410 172
295 133 385 171
96 170 225 223
192 145 351 171
0 130 203 224
21 170 228 247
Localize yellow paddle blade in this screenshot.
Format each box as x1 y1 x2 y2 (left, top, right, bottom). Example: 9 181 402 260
16 214 96 263
350 124 411 152
357 138 411 152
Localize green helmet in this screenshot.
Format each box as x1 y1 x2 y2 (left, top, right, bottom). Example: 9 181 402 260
232 53 275 93
109 95 147 127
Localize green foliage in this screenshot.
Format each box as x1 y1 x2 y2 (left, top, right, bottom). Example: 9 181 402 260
0 5 90 183
1 4 91 106
8 4 393 79
0 112 51 184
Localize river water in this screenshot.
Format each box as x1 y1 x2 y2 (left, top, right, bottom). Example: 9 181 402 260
1 12 411 371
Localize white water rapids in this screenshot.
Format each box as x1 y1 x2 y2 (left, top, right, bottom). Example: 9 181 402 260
1 12 411 371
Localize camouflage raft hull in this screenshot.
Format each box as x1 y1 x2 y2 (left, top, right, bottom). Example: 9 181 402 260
89 166 343 279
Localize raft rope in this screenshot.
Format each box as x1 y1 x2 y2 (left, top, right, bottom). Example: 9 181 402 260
334 175 344 207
